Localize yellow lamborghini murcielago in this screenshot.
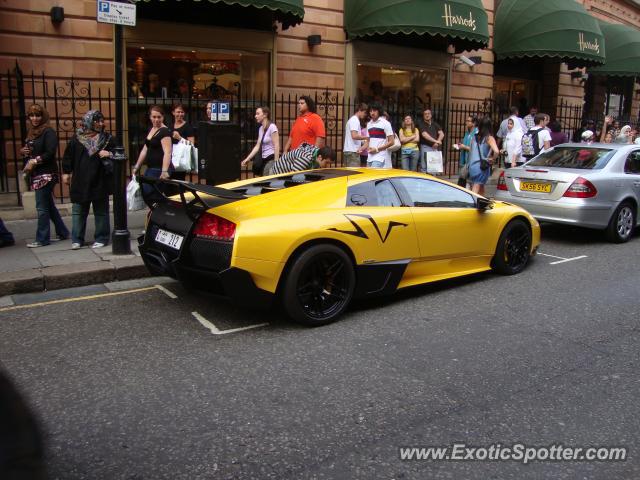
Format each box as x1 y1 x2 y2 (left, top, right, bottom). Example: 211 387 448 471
139 168 540 326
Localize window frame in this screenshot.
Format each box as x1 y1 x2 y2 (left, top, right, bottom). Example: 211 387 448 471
390 177 477 209
624 150 640 174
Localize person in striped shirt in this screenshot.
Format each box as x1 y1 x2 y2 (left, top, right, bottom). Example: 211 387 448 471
269 143 336 175
362 103 394 168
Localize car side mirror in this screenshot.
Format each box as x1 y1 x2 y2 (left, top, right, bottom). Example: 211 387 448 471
476 197 493 210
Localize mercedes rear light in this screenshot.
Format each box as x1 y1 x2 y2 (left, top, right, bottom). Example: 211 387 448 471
497 171 508 191
562 177 597 198
193 212 236 241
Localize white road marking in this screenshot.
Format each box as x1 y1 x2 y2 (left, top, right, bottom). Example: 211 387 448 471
537 252 568 260
549 255 588 265
191 311 268 335
155 284 177 299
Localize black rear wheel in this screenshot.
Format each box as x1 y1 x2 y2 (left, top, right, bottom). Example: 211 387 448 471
282 244 355 326
492 219 532 275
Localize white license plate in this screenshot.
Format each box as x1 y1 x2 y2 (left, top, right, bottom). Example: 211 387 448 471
155 228 184 250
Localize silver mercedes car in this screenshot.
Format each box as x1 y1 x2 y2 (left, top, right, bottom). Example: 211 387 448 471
495 143 640 243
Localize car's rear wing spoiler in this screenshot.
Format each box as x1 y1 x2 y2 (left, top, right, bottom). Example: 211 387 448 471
137 176 244 220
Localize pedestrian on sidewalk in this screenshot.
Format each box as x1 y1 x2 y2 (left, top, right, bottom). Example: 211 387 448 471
131 105 173 201
283 96 325 153
362 103 394 168
0 217 14 247
62 110 116 250
241 106 280 177
455 115 477 186
21 104 69 248
417 108 444 174
503 118 525 168
343 103 368 167
269 143 335 174
398 114 420 172
170 103 195 182
468 117 499 196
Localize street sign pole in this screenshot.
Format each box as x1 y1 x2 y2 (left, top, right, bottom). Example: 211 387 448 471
111 21 131 254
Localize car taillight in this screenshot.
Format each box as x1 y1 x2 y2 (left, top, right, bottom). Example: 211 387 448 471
563 177 597 198
193 212 236 240
497 171 508 191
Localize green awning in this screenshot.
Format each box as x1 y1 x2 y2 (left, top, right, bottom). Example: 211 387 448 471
135 0 304 29
494 0 606 66
344 0 489 52
589 21 640 76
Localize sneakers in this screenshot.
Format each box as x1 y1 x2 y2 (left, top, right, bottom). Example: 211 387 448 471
91 242 106 249
72 243 82 250
26 241 48 248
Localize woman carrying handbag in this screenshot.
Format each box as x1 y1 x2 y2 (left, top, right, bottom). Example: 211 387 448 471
468 117 499 196
241 106 279 177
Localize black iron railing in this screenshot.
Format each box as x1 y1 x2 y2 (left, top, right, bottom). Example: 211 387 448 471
1 64 631 205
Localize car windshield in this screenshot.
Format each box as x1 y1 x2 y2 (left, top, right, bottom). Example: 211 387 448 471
527 147 614 170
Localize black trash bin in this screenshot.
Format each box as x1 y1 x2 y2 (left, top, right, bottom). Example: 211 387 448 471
198 121 241 185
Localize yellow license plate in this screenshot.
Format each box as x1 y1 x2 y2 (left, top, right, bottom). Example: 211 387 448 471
520 181 552 193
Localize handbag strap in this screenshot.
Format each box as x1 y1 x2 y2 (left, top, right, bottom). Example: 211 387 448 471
259 123 270 155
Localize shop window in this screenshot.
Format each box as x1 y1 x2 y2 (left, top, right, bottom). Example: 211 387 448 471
356 64 446 111
126 45 270 100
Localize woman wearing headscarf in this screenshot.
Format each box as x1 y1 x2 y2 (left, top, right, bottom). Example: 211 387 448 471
20 104 69 247
502 117 524 168
614 125 632 144
62 110 116 249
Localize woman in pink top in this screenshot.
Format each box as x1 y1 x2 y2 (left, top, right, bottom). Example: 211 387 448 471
241 106 280 176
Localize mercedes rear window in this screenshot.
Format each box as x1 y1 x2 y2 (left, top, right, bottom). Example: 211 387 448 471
527 147 614 170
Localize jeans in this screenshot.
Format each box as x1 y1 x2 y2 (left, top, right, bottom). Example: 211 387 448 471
35 182 68 244
367 160 385 168
0 218 14 244
72 197 110 245
343 151 361 167
401 149 419 171
142 167 171 203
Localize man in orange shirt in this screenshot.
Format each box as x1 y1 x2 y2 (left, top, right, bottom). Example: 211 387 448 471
283 95 326 153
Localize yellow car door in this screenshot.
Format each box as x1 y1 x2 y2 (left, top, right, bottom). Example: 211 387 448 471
342 178 420 264
390 177 496 282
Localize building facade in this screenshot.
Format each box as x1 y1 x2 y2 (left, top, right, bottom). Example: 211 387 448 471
1 0 640 202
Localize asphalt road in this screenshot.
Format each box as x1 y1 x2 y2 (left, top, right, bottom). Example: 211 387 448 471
1 224 639 480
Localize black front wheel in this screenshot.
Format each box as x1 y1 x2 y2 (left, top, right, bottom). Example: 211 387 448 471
282 244 355 326
492 219 532 275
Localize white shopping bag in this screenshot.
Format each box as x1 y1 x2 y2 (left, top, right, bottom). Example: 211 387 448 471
171 139 193 172
425 150 444 174
190 144 199 173
126 176 145 211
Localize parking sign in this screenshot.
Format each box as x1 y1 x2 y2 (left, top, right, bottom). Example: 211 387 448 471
218 102 230 121
97 0 136 26
210 103 218 121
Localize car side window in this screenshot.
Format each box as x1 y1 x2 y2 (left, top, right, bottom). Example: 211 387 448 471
394 177 476 208
625 151 640 174
374 180 403 207
346 180 403 207
347 181 377 206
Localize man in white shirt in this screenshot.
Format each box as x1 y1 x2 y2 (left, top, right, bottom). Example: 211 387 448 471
362 103 394 168
343 103 368 167
522 113 552 162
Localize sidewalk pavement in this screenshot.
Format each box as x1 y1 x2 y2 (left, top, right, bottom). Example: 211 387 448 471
0 209 150 297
